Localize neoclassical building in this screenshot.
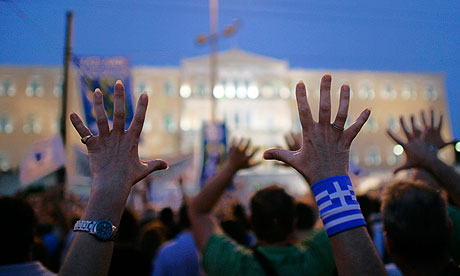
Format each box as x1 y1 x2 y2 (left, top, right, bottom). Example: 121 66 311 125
0 49 454 194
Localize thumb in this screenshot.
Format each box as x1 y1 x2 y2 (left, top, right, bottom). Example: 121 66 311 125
263 148 294 165
146 159 169 174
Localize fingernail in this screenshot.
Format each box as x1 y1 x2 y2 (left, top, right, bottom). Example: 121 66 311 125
343 82 349 86
141 93 147 100
116 80 123 85
298 80 304 84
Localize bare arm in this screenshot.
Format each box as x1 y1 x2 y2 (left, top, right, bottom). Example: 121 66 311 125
387 111 460 207
189 139 258 252
60 81 167 276
264 75 386 276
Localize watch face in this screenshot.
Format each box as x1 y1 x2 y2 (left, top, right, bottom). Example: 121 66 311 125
95 220 114 240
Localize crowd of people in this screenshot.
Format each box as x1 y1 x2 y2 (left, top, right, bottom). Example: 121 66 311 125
1 75 459 276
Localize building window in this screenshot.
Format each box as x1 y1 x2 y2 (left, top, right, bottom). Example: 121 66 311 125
380 82 397 100
424 83 438 101
163 80 175 96
358 81 375 100
195 81 207 97
163 114 176 133
236 82 247 99
365 116 378 133
1 78 15 96
224 81 236 99
365 147 381 166
261 83 274 98
54 77 63 97
279 86 290 99
23 113 41 134
137 80 152 96
26 76 44 97
401 82 416 100
180 83 192 98
388 116 399 132
0 114 13 133
0 153 11 172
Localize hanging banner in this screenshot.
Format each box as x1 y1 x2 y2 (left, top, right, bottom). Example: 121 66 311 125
200 122 227 186
74 56 134 135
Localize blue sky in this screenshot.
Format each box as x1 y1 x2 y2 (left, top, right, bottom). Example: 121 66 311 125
1 0 459 137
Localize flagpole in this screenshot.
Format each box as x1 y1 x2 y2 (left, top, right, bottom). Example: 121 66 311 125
57 11 73 197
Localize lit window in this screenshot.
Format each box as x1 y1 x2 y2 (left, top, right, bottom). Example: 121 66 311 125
401 82 416 100
236 82 247 99
1 78 15 96
23 113 41 134
26 76 44 97
213 84 224 99
365 147 381 166
359 81 375 100
0 114 13 133
424 83 438 101
180 83 192 98
54 77 63 97
380 82 397 100
225 81 236 99
0 153 11 172
164 114 176 133
247 83 259 99
279 86 290 99
388 116 399 132
163 80 175 96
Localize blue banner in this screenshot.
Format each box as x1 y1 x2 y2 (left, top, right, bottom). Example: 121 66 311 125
74 56 134 135
200 122 227 186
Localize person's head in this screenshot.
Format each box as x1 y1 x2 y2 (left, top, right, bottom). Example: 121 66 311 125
117 209 140 244
250 185 295 244
295 202 316 231
381 181 451 270
159 207 174 225
178 204 190 230
0 196 37 264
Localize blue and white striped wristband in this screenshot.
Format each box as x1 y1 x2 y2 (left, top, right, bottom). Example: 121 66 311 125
311 175 366 237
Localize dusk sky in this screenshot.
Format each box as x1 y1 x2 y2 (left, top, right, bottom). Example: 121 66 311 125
1 0 459 137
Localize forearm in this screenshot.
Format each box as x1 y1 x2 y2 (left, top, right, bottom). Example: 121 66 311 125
60 182 130 276
330 227 387 276
191 162 238 214
423 158 460 207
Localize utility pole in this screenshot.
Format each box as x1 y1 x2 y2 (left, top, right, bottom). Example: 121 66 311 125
57 11 73 197
197 1 239 122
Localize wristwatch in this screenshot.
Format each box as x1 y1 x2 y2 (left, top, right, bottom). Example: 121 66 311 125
73 219 118 241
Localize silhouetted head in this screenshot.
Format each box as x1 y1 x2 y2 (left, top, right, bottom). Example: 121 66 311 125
250 185 295 244
159 207 174 225
381 181 451 269
295 202 316 231
0 197 37 265
178 204 190 230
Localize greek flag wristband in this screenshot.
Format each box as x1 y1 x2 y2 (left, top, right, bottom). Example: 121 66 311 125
311 175 366 237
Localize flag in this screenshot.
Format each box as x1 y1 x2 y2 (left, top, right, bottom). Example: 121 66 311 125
74 56 134 135
20 135 66 186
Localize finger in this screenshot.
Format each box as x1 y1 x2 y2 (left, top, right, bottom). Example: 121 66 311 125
421 110 428 128
284 134 292 148
295 81 314 130
112 80 126 133
394 162 413 174
430 109 435 129
400 116 412 140
145 159 169 175
343 108 371 145
128 93 148 138
386 129 405 145
318 74 332 124
410 115 421 137
437 114 443 130
238 138 245 148
230 137 237 148
243 139 251 152
248 161 262 168
93 89 110 136
263 148 295 166
333 83 350 129
70 112 93 138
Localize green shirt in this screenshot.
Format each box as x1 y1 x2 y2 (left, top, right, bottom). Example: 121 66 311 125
202 228 335 276
449 205 460 265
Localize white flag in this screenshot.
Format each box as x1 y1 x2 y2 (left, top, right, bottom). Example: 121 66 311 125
20 135 66 186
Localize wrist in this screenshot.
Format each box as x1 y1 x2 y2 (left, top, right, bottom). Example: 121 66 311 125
308 170 349 185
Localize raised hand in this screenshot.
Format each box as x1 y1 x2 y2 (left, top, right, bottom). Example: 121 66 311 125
387 115 437 174
263 74 370 184
285 132 302 151
70 80 168 197
227 138 260 171
421 109 458 149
